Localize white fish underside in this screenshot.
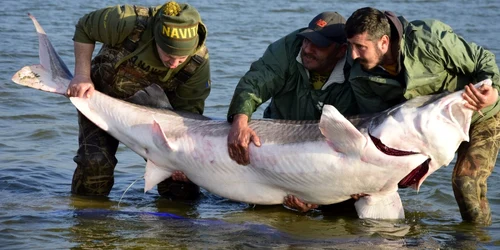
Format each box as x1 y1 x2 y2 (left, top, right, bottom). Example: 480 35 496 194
12 14 484 219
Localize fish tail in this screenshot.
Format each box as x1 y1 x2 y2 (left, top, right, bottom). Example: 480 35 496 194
11 13 73 96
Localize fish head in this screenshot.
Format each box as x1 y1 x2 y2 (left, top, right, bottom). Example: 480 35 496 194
406 80 491 190
369 80 490 190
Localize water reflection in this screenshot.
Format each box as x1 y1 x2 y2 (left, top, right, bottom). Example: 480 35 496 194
63 194 417 248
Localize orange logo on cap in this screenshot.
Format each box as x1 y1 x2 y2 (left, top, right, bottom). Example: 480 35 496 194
316 19 327 28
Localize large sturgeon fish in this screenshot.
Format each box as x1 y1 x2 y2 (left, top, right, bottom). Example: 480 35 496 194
12 14 483 219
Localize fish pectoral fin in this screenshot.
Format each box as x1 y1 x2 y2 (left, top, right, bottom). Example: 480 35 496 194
144 160 172 192
354 192 405 219
151 118 177 151
319 105 366 154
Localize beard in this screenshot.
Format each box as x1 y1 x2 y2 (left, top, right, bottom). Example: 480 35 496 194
301 50 339 73
300 50 318 69
359 47 384 71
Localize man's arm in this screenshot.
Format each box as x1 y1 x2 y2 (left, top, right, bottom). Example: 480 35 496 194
226 34 297 122
66 42 95 98
67 5 138 98
72 5 137 46
226 34 296 164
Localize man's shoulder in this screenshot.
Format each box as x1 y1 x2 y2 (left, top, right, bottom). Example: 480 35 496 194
402 18 455 54
406 18 453 35
282 28 305 45
268 28 303 47
264 28 303 62
90 5 142 30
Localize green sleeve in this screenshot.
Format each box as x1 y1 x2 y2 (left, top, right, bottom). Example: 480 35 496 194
171 59 211 115
428 20 500 90
226 36 292 122
426 20 500 120
72 5 138 46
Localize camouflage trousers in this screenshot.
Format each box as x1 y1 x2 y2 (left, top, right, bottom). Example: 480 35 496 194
71 112 200 199
452 111 500 225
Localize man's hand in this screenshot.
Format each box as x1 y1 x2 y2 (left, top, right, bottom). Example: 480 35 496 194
227 114 261 165
463 83 499 112
283 194 366 213
171 170 191 183
283 195 318 212
66 75 95 98
350 193 368 200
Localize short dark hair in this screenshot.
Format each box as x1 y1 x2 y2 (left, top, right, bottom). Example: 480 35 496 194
345 7 391 41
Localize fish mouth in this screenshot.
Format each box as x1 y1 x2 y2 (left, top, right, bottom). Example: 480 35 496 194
369 134 430 189
369 134 418 156
398 159 430 188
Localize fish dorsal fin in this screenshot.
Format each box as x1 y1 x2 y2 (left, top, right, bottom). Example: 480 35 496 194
319 105 366 155
144 160 172 192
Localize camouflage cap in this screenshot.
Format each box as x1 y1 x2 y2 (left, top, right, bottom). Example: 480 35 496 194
297 12 347 47
154 1 200 56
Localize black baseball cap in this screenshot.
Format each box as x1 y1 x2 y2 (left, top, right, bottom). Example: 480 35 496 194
297 12 347 47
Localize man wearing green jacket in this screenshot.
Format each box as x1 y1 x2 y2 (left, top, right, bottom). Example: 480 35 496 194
67 1 210 199
344 7 500 224
226 12 358 212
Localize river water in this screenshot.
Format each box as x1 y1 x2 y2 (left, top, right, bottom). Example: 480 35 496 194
1 0 499 249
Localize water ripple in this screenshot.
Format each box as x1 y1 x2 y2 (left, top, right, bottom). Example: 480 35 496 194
1 0 500 248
